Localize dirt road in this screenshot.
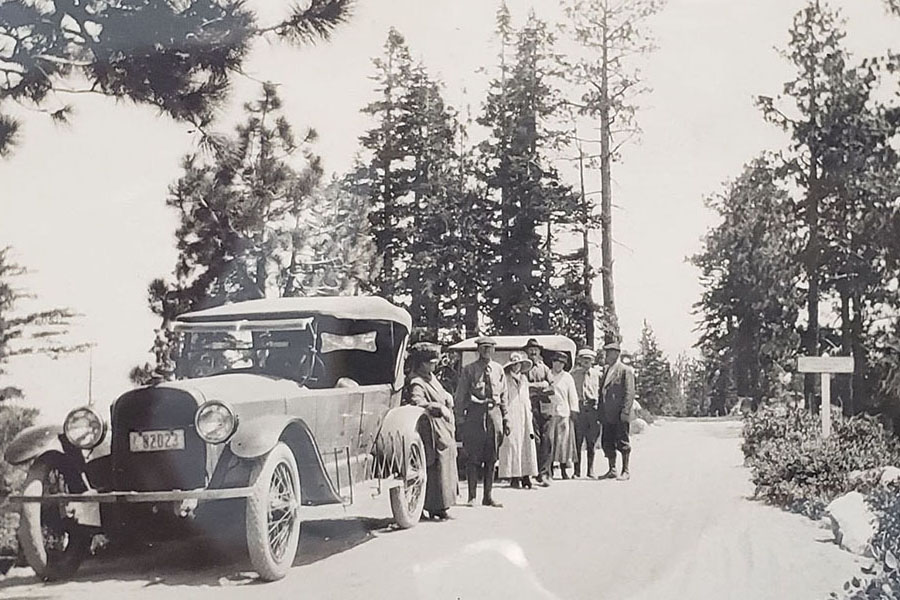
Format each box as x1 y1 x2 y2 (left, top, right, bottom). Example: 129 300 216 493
0 419 864 600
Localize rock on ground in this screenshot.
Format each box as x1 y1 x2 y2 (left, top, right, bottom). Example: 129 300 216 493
826 491 877 556
880 466 900 486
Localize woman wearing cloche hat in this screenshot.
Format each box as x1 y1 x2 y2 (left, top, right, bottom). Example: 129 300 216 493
498 352 539 489
404 342 458 520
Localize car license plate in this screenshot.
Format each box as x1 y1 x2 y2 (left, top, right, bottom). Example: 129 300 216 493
129 429 185 452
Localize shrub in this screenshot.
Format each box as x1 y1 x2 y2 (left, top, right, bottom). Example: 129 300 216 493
744 406 900 518
742 404 818 460
0 404 38 556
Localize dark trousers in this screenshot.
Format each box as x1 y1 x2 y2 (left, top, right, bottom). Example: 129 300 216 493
463 404 501 502
532 407 553 479
600 421 631 459
574 410 602 473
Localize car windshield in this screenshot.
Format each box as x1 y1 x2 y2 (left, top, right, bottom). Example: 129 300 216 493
173 319 400 388
176 328 316 382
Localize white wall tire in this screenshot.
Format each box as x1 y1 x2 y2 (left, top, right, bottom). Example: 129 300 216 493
389 434 427 529
245 442 301 581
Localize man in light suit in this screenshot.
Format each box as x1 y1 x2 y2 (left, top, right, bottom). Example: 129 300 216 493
598 340 636 481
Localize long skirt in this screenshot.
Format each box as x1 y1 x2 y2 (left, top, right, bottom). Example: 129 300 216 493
548 415 576 464
425 414 458 512
498 397 538 479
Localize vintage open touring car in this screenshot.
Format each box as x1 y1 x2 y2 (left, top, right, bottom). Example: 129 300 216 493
4 296 435 581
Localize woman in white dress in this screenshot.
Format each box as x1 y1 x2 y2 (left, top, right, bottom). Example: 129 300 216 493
547 351 579 479
498 351 539 489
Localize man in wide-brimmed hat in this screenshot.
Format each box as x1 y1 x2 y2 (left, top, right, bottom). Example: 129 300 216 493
572 348 602 478
454 336 509 507
599 340 636 481
523 338 553 487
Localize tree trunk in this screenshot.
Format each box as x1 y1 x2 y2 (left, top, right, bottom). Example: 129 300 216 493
599 4 618 342
578 145 595 347
838 281 853 415
803 18 821 412
850 292 866 413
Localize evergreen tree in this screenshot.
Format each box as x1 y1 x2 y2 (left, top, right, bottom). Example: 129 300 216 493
478 8 576 334
356 28 415 304
634 320 672 414
354 28 473 338
0 0 352 157
132 83 326 382
561 0 666 343
0 247 88 401
286 178 378 297
692 157 803 410
756 0 847 407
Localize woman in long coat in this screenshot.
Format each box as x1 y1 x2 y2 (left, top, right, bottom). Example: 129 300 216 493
547 351 579 479
405 342 458 520
498 352 539 489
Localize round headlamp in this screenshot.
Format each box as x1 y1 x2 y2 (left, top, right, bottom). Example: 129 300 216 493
194 401 237 444
64 406 107 449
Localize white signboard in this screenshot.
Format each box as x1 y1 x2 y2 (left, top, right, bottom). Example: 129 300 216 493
797 356 854 373
796 356 854 439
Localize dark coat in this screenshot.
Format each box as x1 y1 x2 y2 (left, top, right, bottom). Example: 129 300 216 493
600 360 636 424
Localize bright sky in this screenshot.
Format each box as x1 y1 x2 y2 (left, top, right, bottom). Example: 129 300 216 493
1 0 897 422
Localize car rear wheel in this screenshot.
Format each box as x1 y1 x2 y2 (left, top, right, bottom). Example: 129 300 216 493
389 434 427 529
245 442 301 581
17 451 91 581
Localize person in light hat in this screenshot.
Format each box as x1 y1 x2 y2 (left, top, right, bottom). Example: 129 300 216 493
599 339 636 481
547 351 579 479
455 335 509 507
571 348 603 478
524 338 553 487
498 351 539 489
405 342 458 520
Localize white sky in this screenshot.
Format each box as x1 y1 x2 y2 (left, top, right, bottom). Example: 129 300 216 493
1 0 897 422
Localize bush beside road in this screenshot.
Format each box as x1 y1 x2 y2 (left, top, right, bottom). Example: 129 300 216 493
742 406 900 599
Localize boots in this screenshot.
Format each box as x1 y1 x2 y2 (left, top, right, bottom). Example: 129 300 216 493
617 451 631 481
599 457 617 480
483 461 503 506
574 461 581 478
586 448 596 479
466 464 479 505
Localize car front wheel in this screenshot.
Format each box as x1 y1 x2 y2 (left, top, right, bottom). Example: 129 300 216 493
245 442 301 581
389 434 427 528
17 451 91 581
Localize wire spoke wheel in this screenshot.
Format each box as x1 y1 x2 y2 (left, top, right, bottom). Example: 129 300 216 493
246 443 301 581
389 433 427 529
266 463 297 561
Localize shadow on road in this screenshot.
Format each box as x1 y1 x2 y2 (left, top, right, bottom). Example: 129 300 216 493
0 515 394 591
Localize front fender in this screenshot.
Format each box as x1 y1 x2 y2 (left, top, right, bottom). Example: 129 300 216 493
227 415 343 506
3 424 64 465
229 415 304 459
373 405 431 478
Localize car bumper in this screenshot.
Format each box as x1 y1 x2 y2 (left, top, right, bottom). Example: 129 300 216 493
8 486 255 504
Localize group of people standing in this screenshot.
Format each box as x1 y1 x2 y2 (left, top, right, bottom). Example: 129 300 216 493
403 335 637 521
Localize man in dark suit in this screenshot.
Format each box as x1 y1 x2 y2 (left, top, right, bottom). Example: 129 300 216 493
599 340 636 481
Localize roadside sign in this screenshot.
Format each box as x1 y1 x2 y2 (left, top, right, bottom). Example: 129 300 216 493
797 356 854 373
797 356 855 438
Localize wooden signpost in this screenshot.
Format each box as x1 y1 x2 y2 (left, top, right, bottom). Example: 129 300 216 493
797 356 854 438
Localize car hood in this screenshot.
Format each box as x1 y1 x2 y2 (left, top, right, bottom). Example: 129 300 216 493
155 373 304 405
